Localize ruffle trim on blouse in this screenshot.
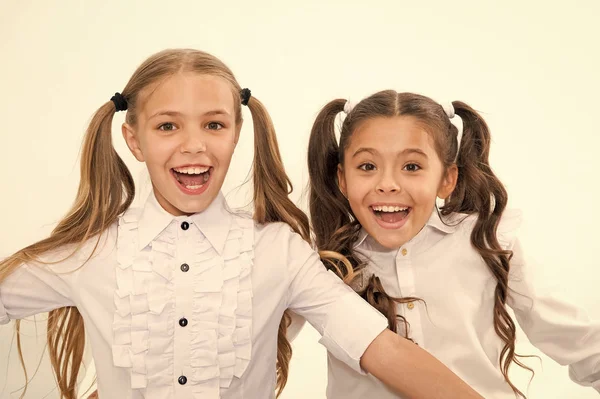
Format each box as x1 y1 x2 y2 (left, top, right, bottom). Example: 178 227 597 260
190 216 254 395
112 209 254 397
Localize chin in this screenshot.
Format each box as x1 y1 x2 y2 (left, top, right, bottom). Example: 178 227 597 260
368 228 410 250
377 237 405 250
160 193 211 216
177 199 212 214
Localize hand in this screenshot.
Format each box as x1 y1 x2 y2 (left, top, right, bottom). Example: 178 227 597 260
87 390 98 399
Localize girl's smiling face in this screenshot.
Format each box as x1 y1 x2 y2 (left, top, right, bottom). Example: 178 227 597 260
338 115 456 249
123 72 241 216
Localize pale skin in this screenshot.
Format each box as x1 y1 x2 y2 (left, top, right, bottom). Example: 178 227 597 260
89 74 481 398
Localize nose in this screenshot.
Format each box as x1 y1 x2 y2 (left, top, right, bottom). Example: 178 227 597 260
180 128 207 154
375 170 401 194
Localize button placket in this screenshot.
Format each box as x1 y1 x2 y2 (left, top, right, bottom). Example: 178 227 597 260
395 245 425 346
174 219 195 393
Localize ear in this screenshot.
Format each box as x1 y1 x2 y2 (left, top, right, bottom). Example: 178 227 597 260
438 164 458 199
234 120 243 145
337 164 347 198
122 123 145 162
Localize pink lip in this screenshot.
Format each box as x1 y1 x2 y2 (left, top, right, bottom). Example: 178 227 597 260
170 167 212 196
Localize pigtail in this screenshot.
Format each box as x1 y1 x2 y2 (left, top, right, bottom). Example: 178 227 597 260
307 99 359 280
247 97 310 241
246 96 310 396
4 100 135 399
307 96 420 339
443 101 534 398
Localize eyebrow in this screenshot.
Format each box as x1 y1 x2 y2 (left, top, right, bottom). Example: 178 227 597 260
399 148 429 158
148 109 231 119
352 148 377 158
352 147 429 159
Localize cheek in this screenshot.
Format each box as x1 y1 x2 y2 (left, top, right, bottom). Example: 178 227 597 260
344 172 369 198
145 147 173 168
139 134 174 162
214 139 236 164
345 180 374 219
406 177 439 210
415 183 438 199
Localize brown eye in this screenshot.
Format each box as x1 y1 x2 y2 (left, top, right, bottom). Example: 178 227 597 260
404 163 421 172
359 163 376 171
206 122 223 130
158 122 176 131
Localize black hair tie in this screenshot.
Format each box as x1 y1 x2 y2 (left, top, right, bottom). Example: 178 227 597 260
111 92 128 112
240 88 251 106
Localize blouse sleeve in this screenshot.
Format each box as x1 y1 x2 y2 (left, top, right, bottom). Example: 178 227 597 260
282 226 388 374
0 229 114 324
502 212 600 392
286 311 306 342
0 261 74 324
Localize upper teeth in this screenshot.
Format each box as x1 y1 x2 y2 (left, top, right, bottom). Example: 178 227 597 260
372 205 408 212
174 166 210 174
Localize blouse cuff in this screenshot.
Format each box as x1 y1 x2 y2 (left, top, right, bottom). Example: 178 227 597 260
569 365 600 392
0 297 9 325
318 292 388 374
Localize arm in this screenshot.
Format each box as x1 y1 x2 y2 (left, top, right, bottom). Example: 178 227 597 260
508 238 600 392
281 227 482 398
361 329 483 399
286 310 306 342
84 331 482 399
0 229 113 324
0 259 74 324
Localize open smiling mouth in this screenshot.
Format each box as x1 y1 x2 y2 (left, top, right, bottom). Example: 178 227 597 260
370 205 412 224
171 166 212 192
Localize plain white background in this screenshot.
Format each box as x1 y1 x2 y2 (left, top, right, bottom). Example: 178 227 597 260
0 1 598 398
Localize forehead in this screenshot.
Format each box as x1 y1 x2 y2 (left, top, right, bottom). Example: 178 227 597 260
349 116 437 153
138 72 236 117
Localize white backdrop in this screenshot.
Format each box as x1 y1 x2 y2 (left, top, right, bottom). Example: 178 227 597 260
0 1 598 398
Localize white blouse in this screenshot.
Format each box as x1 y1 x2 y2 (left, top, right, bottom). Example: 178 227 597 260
0 192 388 399
326 209 600 398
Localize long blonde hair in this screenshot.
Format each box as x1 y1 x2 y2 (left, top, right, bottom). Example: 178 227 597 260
1 49 307 398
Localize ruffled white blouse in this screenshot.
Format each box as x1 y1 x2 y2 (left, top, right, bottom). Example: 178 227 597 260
0 192 387 398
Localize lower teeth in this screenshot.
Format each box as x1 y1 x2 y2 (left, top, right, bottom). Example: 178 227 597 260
174 170 210 189
375 210 409 217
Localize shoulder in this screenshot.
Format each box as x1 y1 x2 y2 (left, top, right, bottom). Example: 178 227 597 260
30 222 118 274
255 221 308 247
496 209 522 250
254 221 316 262
254 220 296 240
450 209 522 250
